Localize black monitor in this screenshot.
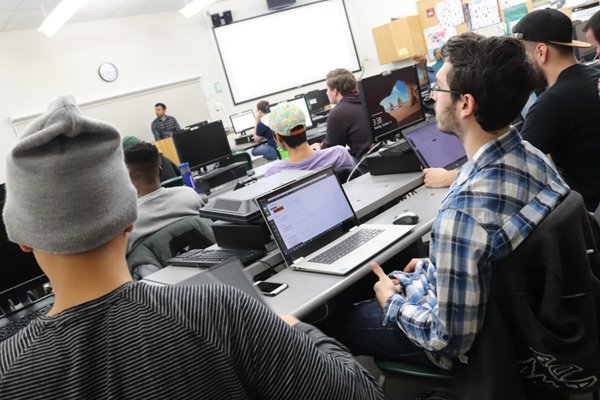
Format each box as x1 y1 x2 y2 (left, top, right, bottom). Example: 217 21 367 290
359 66 426 142
173 120 232 170
573 20 597 61
0 184 47 296
230 110 255 134
305 89 331 114
415 62 430 91
269 96 314 129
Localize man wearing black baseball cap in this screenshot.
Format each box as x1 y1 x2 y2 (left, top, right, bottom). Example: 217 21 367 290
513 9 600 211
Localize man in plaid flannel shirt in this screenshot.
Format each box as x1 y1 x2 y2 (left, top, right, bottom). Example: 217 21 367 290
336 33 570 367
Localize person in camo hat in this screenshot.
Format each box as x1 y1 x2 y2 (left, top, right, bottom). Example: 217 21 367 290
264 102 356 177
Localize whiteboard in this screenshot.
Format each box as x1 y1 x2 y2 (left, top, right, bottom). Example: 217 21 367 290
214 0 361 105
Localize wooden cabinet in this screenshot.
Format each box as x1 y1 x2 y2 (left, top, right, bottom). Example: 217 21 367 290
371 16 428 65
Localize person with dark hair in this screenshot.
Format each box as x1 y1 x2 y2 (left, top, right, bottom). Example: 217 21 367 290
513 9 600 211
264 103 355 177
424 10 600 208
584 10 600 53
122 135 180 182
151 102 181 140
314 68 373 162
330 33 569 366
124 142 214 253
0 95 385 400
251 100 278 161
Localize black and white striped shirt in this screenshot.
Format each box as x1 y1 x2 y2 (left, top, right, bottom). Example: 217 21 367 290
0 282 383 399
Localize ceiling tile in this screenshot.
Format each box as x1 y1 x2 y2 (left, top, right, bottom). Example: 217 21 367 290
118 0 156 9
0 12 13 24
8 9 44 22
19 0 61 11
0 0 22 13
3 21 39 31
74 11 115 22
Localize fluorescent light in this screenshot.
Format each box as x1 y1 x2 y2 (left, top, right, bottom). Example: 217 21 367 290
179 0 218 18
38 0 89 37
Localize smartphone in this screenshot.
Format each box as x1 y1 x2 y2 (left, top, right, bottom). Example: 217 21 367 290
255 281 288 296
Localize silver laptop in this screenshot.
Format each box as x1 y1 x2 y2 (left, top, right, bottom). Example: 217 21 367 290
255 168 415 275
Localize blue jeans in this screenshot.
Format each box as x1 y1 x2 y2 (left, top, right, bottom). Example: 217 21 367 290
252 144 278 161
330 299 432 366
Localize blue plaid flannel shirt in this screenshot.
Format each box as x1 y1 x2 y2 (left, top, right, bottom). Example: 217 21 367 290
151 116 181 140
383 129 570 359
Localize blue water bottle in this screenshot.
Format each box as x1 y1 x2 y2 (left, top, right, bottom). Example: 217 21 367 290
178 162 197 192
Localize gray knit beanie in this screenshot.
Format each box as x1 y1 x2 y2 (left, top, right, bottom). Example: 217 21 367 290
2 95 137 254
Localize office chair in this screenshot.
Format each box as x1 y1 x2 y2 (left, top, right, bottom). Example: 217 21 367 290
126 216 216 280
378 192 600 400
219 152 253 171
160 176 184 188
457 191 600 400
334 166 361 182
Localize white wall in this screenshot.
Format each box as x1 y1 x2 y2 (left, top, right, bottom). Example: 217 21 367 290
0 12 211 142
0 0 419 183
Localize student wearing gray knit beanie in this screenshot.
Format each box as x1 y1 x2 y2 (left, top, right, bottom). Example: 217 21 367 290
0 96 385 400
2 94 138 315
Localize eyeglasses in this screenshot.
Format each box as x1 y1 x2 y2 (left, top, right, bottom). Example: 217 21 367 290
430 82 460 95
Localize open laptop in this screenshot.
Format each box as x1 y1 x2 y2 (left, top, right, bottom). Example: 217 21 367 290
144 258 266 305
256 168 415 275
402 120 467 170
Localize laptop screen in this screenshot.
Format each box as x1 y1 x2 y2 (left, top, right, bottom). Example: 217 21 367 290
403 121 466 169
256 169 357 265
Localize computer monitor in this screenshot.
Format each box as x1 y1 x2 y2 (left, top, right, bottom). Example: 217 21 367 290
305 89 331 114
230 110 256 134
359 66 426 142
173 120 232 170
270 96 314 129
415 62 430 91
0 184 47 295
573 20 597 61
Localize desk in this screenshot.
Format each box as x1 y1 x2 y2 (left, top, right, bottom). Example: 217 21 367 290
232 138 265 153
263 185 447 317
344 172 424 220
147 171 445 318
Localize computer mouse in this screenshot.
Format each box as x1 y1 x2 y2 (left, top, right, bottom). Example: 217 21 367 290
393 211 419 225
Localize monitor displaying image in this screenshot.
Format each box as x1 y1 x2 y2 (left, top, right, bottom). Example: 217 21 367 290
230 110 255 134
359 66 425 141
415 62 429 90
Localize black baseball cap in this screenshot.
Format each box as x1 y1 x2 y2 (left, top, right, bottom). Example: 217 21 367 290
513 8 591 48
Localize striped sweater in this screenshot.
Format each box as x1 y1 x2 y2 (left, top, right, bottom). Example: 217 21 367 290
0 282 383 399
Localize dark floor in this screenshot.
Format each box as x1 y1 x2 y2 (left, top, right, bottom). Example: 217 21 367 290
355 356 595 400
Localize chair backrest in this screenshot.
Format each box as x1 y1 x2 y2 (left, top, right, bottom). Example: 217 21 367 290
333 166 361 182
126 216 215 279
219 152 252 171
159 154 181 182
458 191 600 399
160 176 184 188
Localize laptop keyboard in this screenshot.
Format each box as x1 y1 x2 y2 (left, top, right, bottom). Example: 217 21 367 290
0 303 53 342
380 140 411 156
167 248 267 268
308 228 384 265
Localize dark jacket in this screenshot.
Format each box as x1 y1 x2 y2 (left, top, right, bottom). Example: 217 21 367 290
322 93 373 160
457 191 600 399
